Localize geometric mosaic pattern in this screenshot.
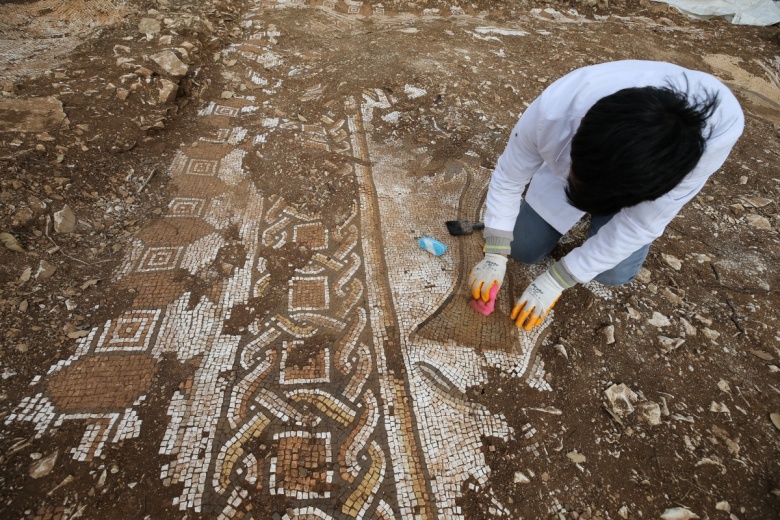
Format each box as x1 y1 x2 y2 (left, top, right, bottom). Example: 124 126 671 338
166 197 208 218
95 310 161 352
269 431 334 499
136 247 184 272
4 3 588 518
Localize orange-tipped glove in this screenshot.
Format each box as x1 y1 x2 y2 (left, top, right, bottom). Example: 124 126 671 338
469 253 507 302
511 261 575 331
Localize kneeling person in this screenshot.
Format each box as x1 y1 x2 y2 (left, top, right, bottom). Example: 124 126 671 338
468 60 744 330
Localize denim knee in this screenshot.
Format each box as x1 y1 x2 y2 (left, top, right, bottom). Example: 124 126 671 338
593 269 636 286
510 247 550 265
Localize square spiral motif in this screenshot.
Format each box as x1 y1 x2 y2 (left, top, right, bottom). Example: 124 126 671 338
186 159 219 177
166 197 207 218
213 105 240 117
137 246 183 273
95 310 161 352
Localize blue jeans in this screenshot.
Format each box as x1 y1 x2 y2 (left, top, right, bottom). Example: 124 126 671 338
510 201 650 286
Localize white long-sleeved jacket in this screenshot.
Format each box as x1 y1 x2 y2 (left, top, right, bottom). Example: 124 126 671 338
483 60 745 283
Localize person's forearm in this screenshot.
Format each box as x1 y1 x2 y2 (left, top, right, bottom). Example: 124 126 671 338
483 227 512 255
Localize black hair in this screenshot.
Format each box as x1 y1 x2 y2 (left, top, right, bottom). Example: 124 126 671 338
566 80 719 216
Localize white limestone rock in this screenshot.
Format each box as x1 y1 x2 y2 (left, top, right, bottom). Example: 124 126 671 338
637 401 662 425
604 383 637 417
661 253 682 270
648 312 671 328
53 204 76 233
150 50 188 79
159 78 178 103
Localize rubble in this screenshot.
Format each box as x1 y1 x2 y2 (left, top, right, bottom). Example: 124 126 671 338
28 450 58 479
742 196 773 207
710 402 731 414
566 451 587 463
159 78 179 103
604 383 637 417
150 50 189 79
635 267 651 283
513 471 531 483
679 317 697 336
648 312 671 328
35 260 57 281
0 232 24 252
139 18 162 35
658 335 685 353
660 507 700 520
53 205 77 233
11 207 34 227
701 327 720 341
661 253 682 270
746 213 772 230
637 401 662 425
600 324 616 344
750 349 773 361
770 413 780 431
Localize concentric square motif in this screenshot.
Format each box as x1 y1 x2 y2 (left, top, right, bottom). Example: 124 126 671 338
136 246 184 273
269 431 333 499
288 276 329 311
213 105 240 117
186 158 219 177
166 197 207 218
293 222 328 250
199 128 231 143
280 340 330 385
95 310 161 352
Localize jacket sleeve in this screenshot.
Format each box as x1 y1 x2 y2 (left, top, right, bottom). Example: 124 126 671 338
483 97 545 234
561 174 707 283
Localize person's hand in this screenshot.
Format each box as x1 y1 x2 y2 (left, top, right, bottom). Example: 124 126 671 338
469 282 499 316
511 269 566 330
469 253 507 302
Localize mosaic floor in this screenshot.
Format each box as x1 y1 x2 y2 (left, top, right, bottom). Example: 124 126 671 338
5 2 621 518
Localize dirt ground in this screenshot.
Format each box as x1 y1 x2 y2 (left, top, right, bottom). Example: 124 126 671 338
1 0 779 519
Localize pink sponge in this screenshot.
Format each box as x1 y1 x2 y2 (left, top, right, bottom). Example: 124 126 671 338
469 282 499 316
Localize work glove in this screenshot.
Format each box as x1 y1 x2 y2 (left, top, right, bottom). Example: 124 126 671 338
469 253 507 302
511 261 575 331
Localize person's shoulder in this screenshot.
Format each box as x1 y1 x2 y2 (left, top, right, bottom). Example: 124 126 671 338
553 60 679 80
676 68 745 134
538 61 662 117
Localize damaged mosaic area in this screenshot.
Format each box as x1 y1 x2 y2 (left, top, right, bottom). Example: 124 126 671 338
0 0 129 81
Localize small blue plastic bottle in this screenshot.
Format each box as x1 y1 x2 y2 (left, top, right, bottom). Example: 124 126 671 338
418 237 447 256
